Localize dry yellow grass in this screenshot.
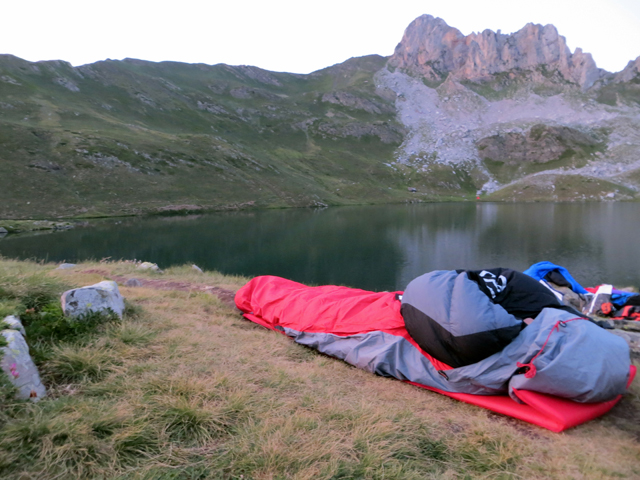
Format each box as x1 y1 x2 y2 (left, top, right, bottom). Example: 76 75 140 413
0 259 638 479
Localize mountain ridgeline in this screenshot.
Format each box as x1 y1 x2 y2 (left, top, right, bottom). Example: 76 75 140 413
1 14 640 218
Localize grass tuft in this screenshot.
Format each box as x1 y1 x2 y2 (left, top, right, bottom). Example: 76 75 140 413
157 396 226 444
21 303 119 342
123 299 144 318
112 421 161 460
108 321 155 346
0 300 20 318
46 344 119 383
0 260 68 308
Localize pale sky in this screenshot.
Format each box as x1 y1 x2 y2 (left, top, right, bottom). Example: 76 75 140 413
2 0 639 74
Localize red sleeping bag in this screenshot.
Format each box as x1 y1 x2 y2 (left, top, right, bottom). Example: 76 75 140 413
235 275 636 432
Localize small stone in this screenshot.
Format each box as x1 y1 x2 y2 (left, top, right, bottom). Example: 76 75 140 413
61 280 125 319
124 278 143 287
1 330 46 401
0 227 7 234
137 262 161 272
56 263 76 270
2 315 25 336
192 264 204 273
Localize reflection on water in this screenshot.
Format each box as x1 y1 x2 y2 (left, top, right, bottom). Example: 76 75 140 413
1 203 638 291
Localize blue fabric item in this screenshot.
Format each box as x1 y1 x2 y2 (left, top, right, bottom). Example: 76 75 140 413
523 262 588 294
611 291 638 306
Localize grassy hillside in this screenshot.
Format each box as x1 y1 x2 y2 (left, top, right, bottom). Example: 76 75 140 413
0 259 638 478
3 52 639 220
0 55 424 219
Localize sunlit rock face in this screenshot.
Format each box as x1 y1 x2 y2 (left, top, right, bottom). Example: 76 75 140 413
388 15 604 89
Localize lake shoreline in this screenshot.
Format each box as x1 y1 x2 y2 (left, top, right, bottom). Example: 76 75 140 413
0 197 459 234
2 194 638 235
2 202 640 292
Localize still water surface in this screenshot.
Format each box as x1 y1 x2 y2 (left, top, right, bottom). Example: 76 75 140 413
0 203 638 291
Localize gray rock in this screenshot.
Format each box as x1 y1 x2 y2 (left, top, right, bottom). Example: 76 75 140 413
614 56 640 83
476 125 600 165
56 263 76 270
61 280 125 319
124 278 143 287
0 227 7 238
192 264 204 273
1 330 46 401
137 262 161 272
2 315 25 336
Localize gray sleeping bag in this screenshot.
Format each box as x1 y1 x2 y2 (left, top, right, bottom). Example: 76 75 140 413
398 270 631 402
444 308 631 402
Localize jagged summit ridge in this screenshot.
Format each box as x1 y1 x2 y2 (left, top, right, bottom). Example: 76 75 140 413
388 14 604 89
615 56 640 83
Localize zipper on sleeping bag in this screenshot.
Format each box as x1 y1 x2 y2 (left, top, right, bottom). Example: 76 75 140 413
516 317 584 378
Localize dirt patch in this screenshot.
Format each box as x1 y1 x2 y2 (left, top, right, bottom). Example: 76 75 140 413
80 269 238 308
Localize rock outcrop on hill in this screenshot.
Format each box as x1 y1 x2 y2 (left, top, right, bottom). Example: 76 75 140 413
378 15 640 200
614 56 640 83
477 125 601 165
388 15 604 90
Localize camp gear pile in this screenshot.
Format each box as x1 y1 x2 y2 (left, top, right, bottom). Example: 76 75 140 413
235 267 636 432
525 261 640 320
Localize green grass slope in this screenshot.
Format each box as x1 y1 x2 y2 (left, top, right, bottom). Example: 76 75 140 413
0 55 419 219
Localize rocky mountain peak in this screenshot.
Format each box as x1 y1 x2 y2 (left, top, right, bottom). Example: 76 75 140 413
388 14 605 89
614 56 640 83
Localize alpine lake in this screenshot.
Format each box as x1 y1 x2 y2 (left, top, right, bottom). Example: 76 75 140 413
1 202 639 292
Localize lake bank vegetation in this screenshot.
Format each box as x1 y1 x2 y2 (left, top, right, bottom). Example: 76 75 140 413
0 258 638 479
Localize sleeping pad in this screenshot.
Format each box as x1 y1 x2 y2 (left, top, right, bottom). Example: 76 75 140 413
235 273 636 432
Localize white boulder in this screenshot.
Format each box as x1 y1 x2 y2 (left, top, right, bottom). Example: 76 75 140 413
2 315 25 336
137 262 161 272
61 280 125 319
1 329 46 401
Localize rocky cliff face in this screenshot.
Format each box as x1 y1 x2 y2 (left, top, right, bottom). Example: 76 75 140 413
477 125 602 165
388 15 604 90
376 15 640 201
615 56 640 83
